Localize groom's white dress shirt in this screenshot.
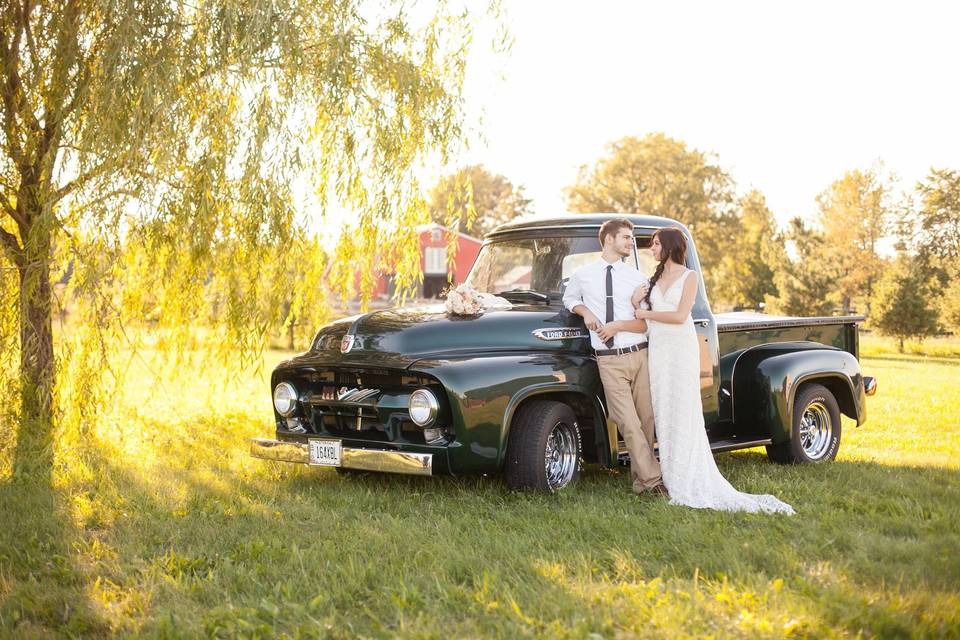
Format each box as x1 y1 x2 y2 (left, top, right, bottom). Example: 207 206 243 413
562 257 648 351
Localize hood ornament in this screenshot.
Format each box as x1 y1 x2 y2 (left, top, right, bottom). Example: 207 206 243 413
340 334 356 353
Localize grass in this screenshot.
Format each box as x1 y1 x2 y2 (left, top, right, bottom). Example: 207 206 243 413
860 332 960 359
1 345 959 638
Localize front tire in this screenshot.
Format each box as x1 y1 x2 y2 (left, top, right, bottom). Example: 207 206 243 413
505 400 582 492
767 383 842 464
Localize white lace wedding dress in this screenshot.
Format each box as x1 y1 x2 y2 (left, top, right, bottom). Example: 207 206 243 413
648 270 795 514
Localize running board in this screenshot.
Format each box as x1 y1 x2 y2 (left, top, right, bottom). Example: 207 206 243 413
617 437 773 464
709 438 773 453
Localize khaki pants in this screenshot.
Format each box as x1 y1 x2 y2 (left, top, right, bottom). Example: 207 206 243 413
597 348 661 492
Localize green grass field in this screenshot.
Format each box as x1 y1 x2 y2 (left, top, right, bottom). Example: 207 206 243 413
2 336 959 638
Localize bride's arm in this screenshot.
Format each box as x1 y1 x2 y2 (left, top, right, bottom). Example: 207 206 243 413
598 318 648 337
635 276 697 324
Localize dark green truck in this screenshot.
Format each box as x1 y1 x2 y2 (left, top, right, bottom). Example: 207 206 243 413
251 214 877 492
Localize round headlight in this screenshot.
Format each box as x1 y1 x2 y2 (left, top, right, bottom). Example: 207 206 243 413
273 382 298 417
408 389 439 426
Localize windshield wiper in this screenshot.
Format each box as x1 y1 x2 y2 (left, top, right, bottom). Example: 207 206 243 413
498 289 551 303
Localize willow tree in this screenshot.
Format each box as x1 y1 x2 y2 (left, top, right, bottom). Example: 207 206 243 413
0 1 493 472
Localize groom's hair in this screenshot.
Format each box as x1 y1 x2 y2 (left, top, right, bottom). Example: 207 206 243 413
598 218 634 247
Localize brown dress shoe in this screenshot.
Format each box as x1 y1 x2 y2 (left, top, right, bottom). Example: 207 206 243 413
649 483 669 498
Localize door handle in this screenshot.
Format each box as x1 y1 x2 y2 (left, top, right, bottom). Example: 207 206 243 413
694 318 710 327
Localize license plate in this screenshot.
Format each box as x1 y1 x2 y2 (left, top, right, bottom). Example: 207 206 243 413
308 439 342 466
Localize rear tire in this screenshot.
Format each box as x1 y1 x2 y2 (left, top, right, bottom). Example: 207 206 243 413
767 383 842 464
505 400 582 492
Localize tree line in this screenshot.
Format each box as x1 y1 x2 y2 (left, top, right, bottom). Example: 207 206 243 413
430 134 958 350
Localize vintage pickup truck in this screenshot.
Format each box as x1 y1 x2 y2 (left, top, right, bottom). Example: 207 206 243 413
251 214 877 492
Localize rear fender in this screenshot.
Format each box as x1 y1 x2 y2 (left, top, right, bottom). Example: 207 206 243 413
731 345 866 444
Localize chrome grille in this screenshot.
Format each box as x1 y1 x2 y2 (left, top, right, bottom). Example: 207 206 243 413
277 368 441 444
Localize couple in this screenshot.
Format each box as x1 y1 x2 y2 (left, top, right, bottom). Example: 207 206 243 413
563 218 794 514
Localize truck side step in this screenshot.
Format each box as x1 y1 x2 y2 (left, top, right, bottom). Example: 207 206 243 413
617 437 773 465
708 437 773 452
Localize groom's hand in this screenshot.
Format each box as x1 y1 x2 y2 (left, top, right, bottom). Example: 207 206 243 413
580 308 602 331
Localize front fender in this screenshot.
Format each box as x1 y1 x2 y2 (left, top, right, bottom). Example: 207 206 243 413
731 345 866 444
499 381 612 467
409 353 601 473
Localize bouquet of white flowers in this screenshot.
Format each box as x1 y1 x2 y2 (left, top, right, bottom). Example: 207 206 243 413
444 284 513 316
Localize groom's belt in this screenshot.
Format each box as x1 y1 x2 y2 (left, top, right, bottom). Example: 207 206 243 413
593 342 648 357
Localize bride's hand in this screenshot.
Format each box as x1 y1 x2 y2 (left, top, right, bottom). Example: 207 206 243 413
596 321 619 342
635 308 650 320
631 283 648 308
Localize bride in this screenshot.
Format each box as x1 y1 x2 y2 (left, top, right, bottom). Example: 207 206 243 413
633 227 795 514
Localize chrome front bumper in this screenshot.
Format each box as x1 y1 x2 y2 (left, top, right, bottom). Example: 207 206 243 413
249 438 433 476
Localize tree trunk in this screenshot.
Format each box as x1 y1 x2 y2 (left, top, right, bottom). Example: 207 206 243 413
898 337 904 353
12 225 55 478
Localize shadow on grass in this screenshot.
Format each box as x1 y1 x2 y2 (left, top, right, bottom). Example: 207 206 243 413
55 427 592 636
0 473 110 635
4 411 959 637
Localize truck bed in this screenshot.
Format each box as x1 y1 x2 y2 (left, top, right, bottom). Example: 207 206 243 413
715 312 865 332
714 312 865 359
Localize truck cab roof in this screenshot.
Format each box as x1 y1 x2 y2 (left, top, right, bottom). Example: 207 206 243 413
488 213 691 238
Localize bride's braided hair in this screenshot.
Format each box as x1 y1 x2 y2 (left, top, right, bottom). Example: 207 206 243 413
642 227 688 309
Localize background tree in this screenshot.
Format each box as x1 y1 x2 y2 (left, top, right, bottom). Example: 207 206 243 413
0 1 492 475
903 168 960 331
563 133 737 297
939 268 960 335
712 189 782 309
870 253 940 351
429 165 533 238
935 264 960 335
907 168 960 270
816 167 898 314
764 218 835 316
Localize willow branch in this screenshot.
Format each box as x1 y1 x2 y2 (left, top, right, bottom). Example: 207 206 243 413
0 225 23 267
0 15 27 169
51 157 115 204
7 1 40 135
64 186 137 217
0 185 26 228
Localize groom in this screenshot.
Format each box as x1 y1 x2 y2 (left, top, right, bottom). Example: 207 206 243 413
562 218 666 496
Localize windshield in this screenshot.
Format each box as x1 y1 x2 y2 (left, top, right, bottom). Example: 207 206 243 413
465 236 639 298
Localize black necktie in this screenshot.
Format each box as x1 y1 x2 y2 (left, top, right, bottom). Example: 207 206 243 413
604 265 614 348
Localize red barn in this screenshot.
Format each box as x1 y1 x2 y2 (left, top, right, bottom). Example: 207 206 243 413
364 224 484 301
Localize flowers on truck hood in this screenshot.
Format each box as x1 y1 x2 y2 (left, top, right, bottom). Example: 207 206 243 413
444 284 512 316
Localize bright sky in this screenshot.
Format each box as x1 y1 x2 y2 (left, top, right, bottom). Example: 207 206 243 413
457 0 960 228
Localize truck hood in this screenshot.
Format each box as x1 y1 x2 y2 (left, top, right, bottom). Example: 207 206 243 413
293 303 586 369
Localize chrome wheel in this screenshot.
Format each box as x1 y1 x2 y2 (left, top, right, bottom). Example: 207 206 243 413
799 401 833 460
544 421 578 491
